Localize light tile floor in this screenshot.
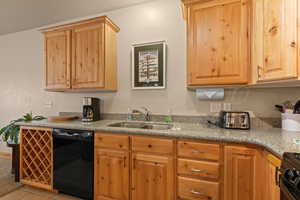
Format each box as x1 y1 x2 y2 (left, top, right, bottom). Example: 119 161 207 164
0 186 80 200
0 157 80 200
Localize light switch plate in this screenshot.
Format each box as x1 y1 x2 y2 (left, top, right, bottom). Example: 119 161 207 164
44 100 53 108
210 103 222 113
223 103 232 111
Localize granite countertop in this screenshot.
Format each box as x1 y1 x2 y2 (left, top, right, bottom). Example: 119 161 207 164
16 119 300 157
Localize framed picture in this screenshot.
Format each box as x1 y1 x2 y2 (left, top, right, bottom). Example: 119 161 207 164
132 41 166 89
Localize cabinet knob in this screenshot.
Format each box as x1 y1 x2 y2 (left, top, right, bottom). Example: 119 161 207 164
291 41 296 48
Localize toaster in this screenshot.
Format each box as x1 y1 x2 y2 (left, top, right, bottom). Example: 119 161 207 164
218 111 251 130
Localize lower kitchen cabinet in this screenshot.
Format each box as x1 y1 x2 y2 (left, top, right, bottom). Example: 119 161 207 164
177 141 221 200
224 146 259 200
18 127 282 200
178 176 219 200
131 153 174 200
94 148 130 200
264 152 281 200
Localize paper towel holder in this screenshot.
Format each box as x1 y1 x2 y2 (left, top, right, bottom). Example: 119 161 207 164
196 88 224 100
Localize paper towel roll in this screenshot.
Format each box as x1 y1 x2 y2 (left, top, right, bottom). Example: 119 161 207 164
196 88 224 100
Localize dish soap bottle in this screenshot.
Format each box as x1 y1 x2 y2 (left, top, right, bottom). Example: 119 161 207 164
165 109 173 123
127 108 133 121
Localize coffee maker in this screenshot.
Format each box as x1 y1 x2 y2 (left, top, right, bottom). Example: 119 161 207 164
82 97 101 122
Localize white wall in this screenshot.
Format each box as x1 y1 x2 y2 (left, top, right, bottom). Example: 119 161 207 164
1 0 300 152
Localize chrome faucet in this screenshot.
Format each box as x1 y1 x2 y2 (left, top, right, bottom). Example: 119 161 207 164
132 107 151 121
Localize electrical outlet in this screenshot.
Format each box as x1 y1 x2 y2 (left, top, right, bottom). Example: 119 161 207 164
223 103 232 111
210 103 222 113
45 100 53 108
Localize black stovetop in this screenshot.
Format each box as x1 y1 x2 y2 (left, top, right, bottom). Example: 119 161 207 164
281 153 300 200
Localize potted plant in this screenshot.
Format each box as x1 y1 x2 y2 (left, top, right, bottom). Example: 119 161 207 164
0 112 45 182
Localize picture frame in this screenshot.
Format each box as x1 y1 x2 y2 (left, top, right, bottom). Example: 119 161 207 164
132 41 166 90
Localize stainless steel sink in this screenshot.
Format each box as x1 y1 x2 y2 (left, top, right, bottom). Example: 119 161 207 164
108 121 174 130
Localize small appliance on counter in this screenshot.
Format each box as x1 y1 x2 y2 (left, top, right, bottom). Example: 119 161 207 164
280 152 300 200
218 111 250 130
82 97 101 122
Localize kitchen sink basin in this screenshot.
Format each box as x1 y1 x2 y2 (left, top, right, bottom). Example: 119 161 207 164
108 121 174 130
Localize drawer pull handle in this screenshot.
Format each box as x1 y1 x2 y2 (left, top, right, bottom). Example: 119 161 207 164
190 190 205 196
191 168 205 173
191 149 203 153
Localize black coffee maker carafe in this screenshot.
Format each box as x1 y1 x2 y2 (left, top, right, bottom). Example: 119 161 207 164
82 97 101 122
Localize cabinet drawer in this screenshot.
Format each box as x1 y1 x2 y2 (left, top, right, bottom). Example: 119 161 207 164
178 141 220 161
178 177 219 200
132 136 174 154
95 133 129 150
178 159 219 180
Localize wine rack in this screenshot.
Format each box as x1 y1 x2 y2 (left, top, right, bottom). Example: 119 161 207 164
20 127 53 190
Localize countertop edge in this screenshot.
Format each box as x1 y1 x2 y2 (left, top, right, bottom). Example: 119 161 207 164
16 121 290 158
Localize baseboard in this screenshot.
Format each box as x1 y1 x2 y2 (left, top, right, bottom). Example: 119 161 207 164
0 152 12 159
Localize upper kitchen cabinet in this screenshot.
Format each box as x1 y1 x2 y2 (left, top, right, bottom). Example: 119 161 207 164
41 16 120 91
44 30 71 90
252 0 298 84
182 0 250 87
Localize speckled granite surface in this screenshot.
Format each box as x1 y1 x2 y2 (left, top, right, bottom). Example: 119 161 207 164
16 120 300 157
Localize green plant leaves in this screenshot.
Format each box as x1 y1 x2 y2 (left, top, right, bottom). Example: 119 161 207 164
0 112 46 144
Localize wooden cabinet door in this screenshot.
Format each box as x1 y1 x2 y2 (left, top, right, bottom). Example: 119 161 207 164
72 23 105 89
131 153 174 200
44 30 71 90
94 149 129 200
264 153 281 200
187 0 249 86
253 0 297 82
224 146 258 200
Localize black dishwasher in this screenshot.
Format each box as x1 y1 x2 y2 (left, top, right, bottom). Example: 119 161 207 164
53 129 93 200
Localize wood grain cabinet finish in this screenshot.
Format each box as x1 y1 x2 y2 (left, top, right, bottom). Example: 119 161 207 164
131 153 174 200
177 158 220 180
19 127 54 191
177 141 220 161
41 16 119 91
177 140 222 200
95 134 130 150
252 0 298 83
94 149 129 200
71 23 105 89
19 128 283 200
94 134 175 200
183 0 249 86
44 30 71 90
263 152 281 200
178 176 219 200
224 146 262 200
132 136 174 155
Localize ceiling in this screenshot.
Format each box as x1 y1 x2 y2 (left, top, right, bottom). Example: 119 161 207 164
0 0 152 35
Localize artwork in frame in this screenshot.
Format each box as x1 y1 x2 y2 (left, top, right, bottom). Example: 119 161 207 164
132 41 166 89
